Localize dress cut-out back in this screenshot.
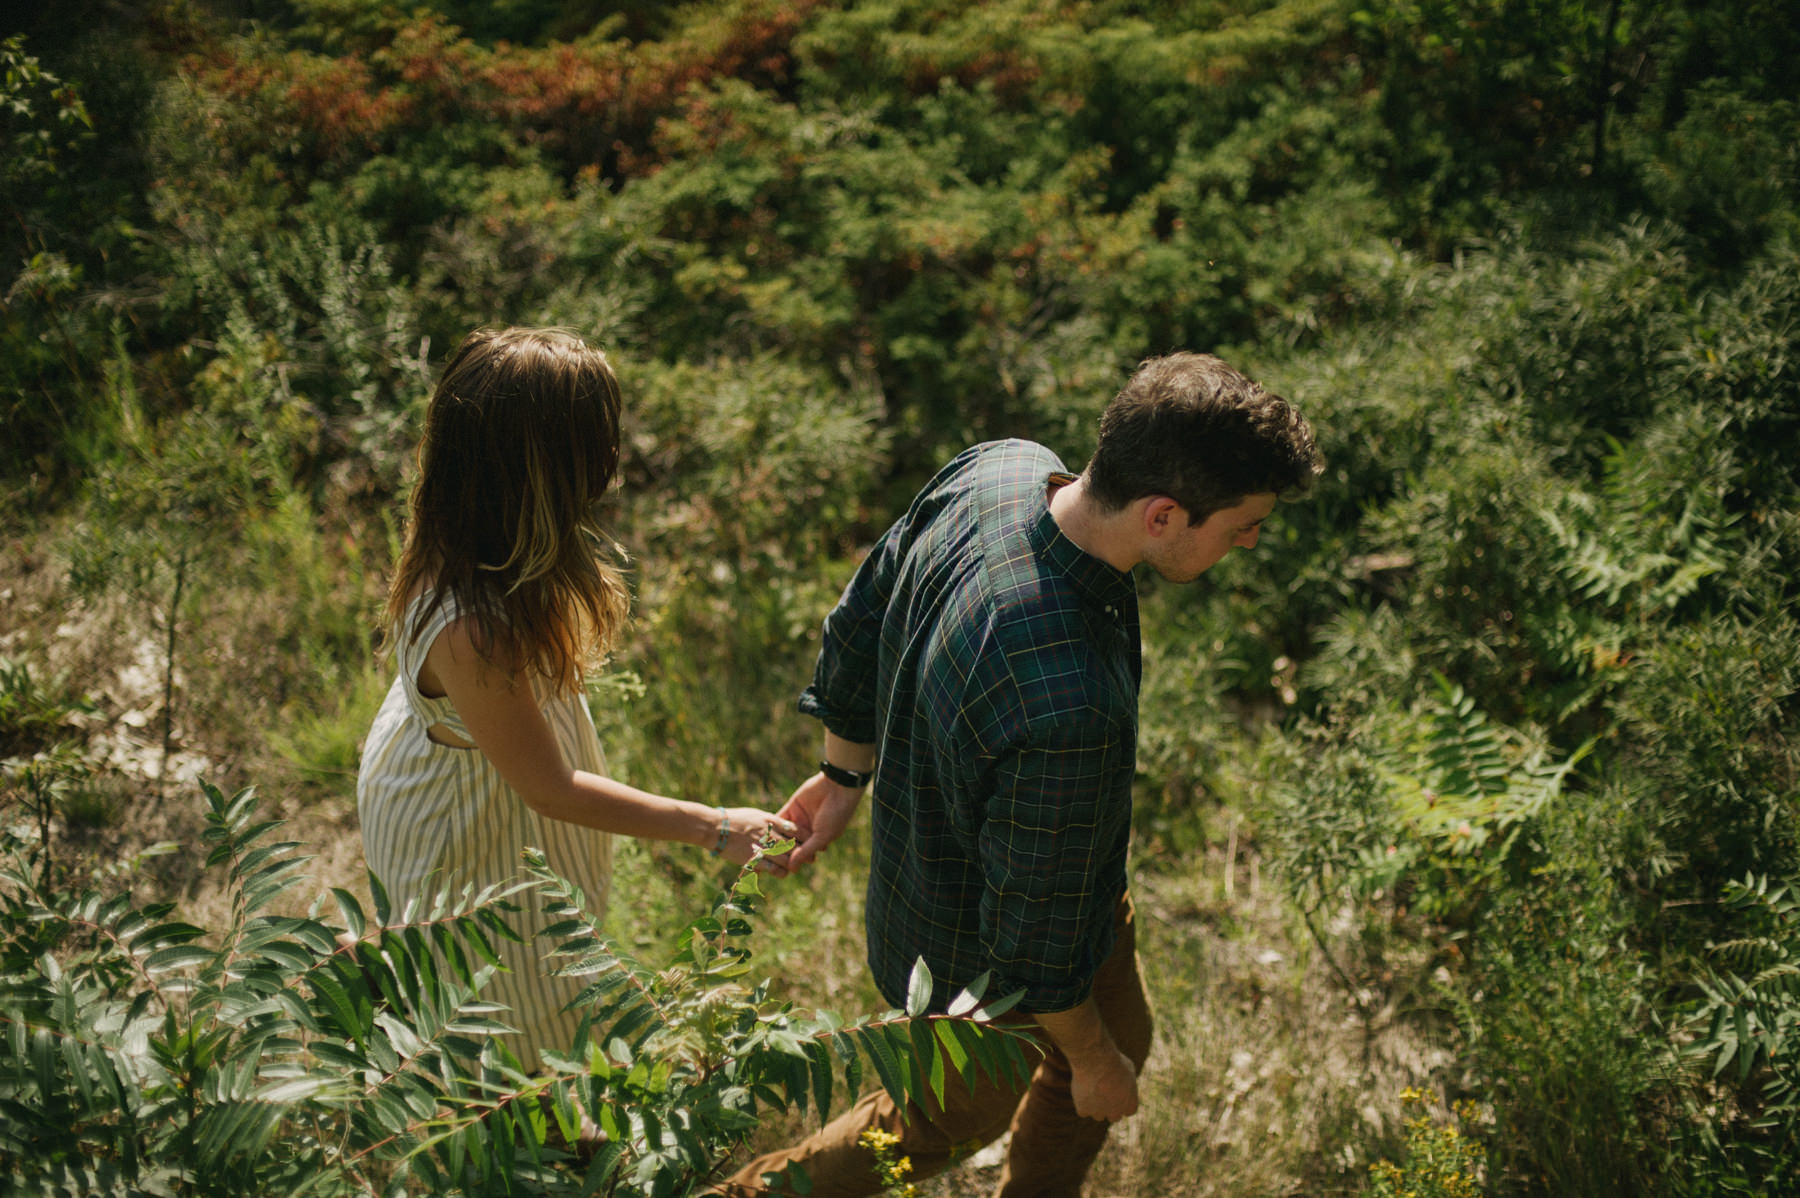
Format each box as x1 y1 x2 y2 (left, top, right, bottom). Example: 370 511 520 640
358 589 613 1072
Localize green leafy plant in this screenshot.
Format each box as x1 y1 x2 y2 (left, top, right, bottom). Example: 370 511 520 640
1 32 105 496
1686 874 1800 1188
1 34 93 190
515 843 1033 1196
0 781 529 1195
1276 674 1589 926
67 399 286 795
0 657 106 884
0 782 1031 1196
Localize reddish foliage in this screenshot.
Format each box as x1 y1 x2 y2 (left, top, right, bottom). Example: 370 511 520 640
185 44 411 170
183 0 828 181
903 46 1043 102
283 55 411 159
589 0 825 167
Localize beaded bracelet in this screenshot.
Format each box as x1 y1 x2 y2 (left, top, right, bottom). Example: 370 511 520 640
712 808 731 855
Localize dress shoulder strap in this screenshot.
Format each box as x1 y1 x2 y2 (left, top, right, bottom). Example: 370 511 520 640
395 590 465 669
392 589 468 725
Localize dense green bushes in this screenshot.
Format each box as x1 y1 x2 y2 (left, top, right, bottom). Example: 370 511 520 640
1251 227 1800 1192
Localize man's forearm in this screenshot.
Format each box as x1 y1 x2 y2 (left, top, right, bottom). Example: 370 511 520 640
823 729 875 774
1033 997 1139 1121
777 730 876 869
1033 998 1117 1066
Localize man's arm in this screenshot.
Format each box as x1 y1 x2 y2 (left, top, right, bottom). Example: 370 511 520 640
797 493 923 746
778 730 875 868
1033 999 1139 1121
979 719 1136 1114
787 492 928 864
798 445 986 743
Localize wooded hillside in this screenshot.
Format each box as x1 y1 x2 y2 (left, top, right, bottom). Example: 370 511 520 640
3 1 1796 1194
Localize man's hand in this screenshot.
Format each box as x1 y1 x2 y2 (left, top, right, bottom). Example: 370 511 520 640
1033 998 1140 1122
1066 1043 1139 1121
776 772 864 869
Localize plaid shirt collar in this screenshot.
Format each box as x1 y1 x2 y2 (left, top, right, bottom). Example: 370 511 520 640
1031 472 1137 616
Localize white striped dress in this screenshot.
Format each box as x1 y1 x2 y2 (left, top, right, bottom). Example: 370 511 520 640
357 589 614 1073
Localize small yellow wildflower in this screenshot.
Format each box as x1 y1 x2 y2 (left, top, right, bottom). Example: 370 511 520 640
860 1126 919 1197
1367 1088 1486 1198
858 1128 902 1153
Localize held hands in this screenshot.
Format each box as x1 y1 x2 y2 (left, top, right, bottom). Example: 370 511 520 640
775 771 865 870
714 807 800 877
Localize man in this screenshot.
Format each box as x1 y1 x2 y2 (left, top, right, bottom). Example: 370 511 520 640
717 352 1322 1198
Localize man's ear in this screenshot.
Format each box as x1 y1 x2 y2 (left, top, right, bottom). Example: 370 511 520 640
1141 496 1183 537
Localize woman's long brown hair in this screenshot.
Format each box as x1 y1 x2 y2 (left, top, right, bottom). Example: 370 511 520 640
385 327 631 694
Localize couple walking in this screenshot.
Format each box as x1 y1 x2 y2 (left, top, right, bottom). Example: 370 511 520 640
357 328 1320 1198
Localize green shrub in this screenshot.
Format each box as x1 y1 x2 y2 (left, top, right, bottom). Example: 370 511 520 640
1607 613 1800 915
1685 874 1800 1193
0 658 108 882
1268 675 1587 929
0 33 98 495
1455 876 1667 1197
0 783 1030 1195
596 352 887 815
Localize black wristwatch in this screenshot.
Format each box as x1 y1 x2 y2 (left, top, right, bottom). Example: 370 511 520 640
818 759 873 789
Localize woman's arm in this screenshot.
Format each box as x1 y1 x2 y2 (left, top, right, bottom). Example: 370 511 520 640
426 617 794 871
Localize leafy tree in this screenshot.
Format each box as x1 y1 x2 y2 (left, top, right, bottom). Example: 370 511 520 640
0 34 96 495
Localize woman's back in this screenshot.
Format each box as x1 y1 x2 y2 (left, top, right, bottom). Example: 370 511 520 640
357 326 794 1075
358 587 613 1073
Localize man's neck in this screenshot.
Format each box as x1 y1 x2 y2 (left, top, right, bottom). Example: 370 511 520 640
1049 474 1143 573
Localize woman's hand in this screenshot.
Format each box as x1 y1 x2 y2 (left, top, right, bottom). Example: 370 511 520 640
713 806 800 877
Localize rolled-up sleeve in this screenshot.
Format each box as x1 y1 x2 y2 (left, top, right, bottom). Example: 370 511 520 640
977 717 1133 1012
798 523 904 744
800 446 983 743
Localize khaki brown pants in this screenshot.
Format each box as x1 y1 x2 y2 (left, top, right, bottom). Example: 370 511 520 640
711 895 1153 1198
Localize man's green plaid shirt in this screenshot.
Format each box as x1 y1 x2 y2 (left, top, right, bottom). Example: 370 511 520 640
799 439 1141 1014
